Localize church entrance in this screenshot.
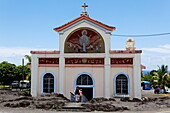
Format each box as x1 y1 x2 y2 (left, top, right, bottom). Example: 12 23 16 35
75 73 94 101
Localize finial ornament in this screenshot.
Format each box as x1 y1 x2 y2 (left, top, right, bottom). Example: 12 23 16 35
81 3 89 17
126 38 136 50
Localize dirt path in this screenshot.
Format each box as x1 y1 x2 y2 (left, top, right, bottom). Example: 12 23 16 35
0 90 170 112
0 107 169 113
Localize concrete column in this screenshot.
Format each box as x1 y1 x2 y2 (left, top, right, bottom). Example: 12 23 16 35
59 56 65 94
104 56 111 98
31 54 38 97
133 54 141 99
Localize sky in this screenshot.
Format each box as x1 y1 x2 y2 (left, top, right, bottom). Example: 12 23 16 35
0 0 170 70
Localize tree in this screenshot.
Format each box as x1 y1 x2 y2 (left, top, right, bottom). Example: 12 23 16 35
152 65 169 90
0 61 31 85
0 61 16 85
24 55 31 80
24 55 31 66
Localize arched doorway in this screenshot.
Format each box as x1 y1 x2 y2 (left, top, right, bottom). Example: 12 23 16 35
42 73 55 93
75 72 94 101
114 73 130 96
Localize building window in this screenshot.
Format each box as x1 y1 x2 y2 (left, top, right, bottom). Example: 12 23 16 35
43 73 54 93
116 74 128 95
76 74 93 85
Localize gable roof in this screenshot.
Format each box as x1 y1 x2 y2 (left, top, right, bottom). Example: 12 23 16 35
53 15 116 32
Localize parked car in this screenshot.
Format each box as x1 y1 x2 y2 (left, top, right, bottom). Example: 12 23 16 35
165 86 170 94
154 86 161 94
11 81 19 88
19 80 31 88
159 89 164 94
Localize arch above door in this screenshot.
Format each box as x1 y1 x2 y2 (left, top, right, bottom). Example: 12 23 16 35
41 71 56 94
74 72 95 100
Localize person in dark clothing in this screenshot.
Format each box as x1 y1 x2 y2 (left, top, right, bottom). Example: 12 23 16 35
75 87 80 102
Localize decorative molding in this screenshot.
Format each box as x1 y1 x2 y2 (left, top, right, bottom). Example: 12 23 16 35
65 58 104 64
111 64 133 67
111 58 133 64
39 58 59 64
65 64 104 67
39 64 59 67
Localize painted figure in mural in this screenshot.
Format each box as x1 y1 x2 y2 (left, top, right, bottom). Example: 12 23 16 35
74 86 80 102
80 30 90 52
65 29 105 53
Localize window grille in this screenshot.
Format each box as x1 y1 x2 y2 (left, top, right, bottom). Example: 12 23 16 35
116 74 128 94
43 73 54 93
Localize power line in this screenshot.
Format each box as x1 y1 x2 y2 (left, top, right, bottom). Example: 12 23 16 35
111 32 170 37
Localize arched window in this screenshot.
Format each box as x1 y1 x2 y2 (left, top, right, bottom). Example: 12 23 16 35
116 74 128 94
76 74 93 85
43 73 54 93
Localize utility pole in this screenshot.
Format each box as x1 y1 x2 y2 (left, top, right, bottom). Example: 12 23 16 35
21 58 24 90
22 58 24 80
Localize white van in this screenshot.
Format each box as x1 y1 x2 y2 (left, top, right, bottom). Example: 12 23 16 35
19 80 30 88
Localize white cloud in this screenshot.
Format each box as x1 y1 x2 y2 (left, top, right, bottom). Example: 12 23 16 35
0 46 56 65
141 54 170 70
160 44 170 49
141 44 170 70
142 44 170 54
0 47 31 57
0 47 32 65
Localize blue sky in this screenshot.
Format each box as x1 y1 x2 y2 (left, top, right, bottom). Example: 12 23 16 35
0 0 170 70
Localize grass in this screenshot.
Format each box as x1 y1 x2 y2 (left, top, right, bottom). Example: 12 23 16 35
0 85 10 87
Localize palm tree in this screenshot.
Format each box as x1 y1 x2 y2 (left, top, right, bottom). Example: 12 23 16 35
152 65 169 91
24 55 31 80
24 55 31 66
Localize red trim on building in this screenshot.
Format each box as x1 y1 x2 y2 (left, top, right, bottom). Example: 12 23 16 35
30 51 60 54
65 64 104 67
38 64 59 67
53 16 115 32
111 64 133 67
109 50 142 54
141 64 146 70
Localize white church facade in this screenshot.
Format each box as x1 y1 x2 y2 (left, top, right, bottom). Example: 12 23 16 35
31 4 143 100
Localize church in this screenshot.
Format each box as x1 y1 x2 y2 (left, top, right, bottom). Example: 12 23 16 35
31 4 143 100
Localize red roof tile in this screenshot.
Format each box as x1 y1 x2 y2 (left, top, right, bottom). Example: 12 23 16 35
30 51 60 54
109 50 142 54
54 15 115 32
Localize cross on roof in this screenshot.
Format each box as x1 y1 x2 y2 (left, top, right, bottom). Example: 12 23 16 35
82 3 88 12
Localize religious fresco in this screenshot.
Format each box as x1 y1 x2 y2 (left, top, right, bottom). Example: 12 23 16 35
39 58 59 64
111 58 133 64
65 58 104 64
64 28 105 53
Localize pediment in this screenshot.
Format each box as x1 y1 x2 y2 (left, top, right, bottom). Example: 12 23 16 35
54 16 115 34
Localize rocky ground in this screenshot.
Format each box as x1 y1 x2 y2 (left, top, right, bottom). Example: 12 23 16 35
0 90 170 112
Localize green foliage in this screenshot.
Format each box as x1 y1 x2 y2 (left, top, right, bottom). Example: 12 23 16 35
152 65 169 88
24 55 31 66
0 61 16 85
0 61 31 85
142 65 170 88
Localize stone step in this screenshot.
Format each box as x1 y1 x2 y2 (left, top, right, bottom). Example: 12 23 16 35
62 102 85 109
58 109 90 112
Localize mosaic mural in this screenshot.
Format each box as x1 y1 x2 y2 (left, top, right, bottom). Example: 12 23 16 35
64 28 105 53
